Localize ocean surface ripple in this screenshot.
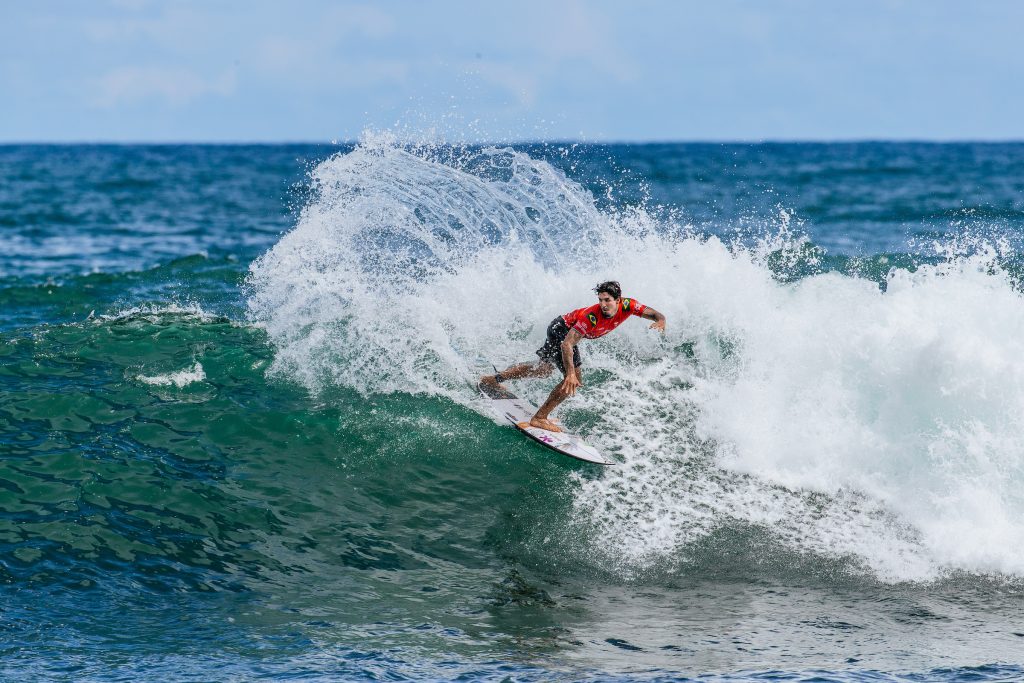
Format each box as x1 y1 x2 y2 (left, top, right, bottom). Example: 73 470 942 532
3 139 1024 680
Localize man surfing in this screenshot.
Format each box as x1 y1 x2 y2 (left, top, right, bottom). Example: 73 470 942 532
479 281 666 432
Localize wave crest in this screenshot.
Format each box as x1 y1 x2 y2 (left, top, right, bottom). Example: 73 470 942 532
248 134 1024 582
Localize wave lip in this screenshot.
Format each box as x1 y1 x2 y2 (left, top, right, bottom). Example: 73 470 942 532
248 134 1024 584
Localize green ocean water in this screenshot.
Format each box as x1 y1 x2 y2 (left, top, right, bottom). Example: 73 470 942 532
1 297 631 679
4 142 1024 680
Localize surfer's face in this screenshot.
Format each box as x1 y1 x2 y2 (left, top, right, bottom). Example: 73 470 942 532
597 292 619 318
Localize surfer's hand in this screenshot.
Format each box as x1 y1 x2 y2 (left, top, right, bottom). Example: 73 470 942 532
649 319 666 333
560 373 581 396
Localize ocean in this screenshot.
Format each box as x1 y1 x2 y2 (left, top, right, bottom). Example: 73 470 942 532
2 138 1024 681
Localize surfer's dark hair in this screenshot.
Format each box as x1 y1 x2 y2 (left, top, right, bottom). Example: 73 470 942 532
594 281 621 299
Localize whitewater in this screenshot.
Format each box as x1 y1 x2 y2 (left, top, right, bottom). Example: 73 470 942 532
248 134 1024 585
6 139 1024 680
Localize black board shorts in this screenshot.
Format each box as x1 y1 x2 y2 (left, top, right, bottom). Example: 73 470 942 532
535 317 582 374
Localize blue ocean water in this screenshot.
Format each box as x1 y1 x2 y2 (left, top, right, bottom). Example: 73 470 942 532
3 139 1024 681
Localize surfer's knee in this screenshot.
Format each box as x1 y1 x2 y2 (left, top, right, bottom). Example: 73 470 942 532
536 361 554 377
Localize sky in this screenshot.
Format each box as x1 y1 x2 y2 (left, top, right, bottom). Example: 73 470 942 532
2 0 1023 143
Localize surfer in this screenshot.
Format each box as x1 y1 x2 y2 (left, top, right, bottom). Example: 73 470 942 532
480 281 666 432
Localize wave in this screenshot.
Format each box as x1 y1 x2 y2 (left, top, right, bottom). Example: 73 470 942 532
247 133 1024 583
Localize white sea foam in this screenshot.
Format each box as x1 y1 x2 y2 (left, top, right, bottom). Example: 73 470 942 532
248 133 1024 582
138 362 206 387
95 302 221 324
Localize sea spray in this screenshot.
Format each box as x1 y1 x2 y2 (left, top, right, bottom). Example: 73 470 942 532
571 236 1024 581
10 142 1024 677
246 132 613 397
249 135 1024 583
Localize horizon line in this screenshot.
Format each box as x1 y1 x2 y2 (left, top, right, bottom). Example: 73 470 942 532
3 137 1024 146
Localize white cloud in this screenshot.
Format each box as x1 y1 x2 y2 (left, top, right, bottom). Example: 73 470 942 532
327 59 410 87
85 3 395 47
319 4 395 39
83 7 204 46
254 34 410 88
90 65 236 107
106 0 154 11
537 0 638 83
462 62 539 107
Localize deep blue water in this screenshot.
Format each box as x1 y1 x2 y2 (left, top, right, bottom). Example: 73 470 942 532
3 141 1024 681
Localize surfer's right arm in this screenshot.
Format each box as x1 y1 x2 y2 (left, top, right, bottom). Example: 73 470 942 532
559 328 583 396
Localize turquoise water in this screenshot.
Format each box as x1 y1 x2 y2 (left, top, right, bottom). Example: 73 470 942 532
3 140 1024 680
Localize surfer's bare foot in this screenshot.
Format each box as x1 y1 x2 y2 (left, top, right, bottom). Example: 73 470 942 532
529 416 562 432
479 374 501 388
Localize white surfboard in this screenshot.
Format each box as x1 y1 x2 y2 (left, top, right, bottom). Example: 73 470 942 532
478 381 615 466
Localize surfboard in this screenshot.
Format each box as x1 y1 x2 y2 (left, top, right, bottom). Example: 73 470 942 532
478 381 615 466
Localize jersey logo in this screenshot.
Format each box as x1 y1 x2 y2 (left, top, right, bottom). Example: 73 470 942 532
587 313 598 327
622 298 631 311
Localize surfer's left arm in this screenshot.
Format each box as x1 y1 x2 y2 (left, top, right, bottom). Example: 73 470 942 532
641 307 666 332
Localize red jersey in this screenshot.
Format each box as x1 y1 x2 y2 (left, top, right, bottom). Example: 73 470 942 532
563 298 647 339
